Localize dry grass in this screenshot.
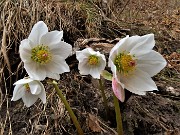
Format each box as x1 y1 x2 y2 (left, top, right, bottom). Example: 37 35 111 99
0 0 180 134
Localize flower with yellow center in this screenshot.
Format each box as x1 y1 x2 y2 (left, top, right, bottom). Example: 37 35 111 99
11 78 46 107
109 34 167 102
76 48 106 79
114 52 136 75
31 45 52 64
88 55 99 65
19 21 72 80
24 83 30 92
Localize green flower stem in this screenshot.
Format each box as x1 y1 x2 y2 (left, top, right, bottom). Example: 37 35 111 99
98 79 109 119
52 81 84 135
113 93 123 135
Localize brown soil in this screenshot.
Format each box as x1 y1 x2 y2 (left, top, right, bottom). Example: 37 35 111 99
0 0 180 135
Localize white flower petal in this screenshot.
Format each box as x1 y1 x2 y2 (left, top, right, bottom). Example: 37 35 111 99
128 89 146 95
38 83 46 104
28 21 48 45
76 49 91 62
109 36 129 57
97 51 106 62
108 48 118 68
112 77 125 102
46 55 70 74
14 78 33 85
50 41 72 59
19 49 32 63
24 62 46 80
46 73 60 80
89 67 101 79
56 60 70 74
11 85 25 101
40 31 63 46
22 92 39 107
87 48 97 55
130 34 155 56
136 50 167 77
121 69 158 94
20 39 32 50
108 59 117 76
29 81 42 95
78 60 90 75
110 34 155 57
98 56 106 68
19 39 33 63
91 61 106 79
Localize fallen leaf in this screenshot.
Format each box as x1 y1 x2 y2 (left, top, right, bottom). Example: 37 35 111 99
87 113 102 132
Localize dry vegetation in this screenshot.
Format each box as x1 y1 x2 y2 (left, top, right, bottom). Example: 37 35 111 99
0 0 180 135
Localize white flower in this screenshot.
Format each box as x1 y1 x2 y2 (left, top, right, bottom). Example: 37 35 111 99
19 21 72 80
11 78 46 107
76 48 106 79
109 34 167 102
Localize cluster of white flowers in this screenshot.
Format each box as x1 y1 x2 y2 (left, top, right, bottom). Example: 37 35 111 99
12 21 72 107
12 21 167 107
76 34 166 102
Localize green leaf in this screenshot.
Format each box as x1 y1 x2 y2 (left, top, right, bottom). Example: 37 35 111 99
101 70 113 81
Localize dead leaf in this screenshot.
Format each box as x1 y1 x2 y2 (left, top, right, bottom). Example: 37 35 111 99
87 113 102 132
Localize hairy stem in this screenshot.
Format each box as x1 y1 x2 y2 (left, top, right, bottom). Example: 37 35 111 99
52 81 84 135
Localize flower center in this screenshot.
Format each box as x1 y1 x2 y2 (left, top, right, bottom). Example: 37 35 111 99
24 83 30 92
31 45 52 64
114 52 136 75
88 55 99 65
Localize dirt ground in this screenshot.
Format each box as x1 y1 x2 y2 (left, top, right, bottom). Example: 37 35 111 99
0 0 180 135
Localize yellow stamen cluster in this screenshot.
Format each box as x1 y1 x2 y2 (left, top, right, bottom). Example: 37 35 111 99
88 55 99 65
114 52 136 75
24 83 30 92
31 45 52 64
